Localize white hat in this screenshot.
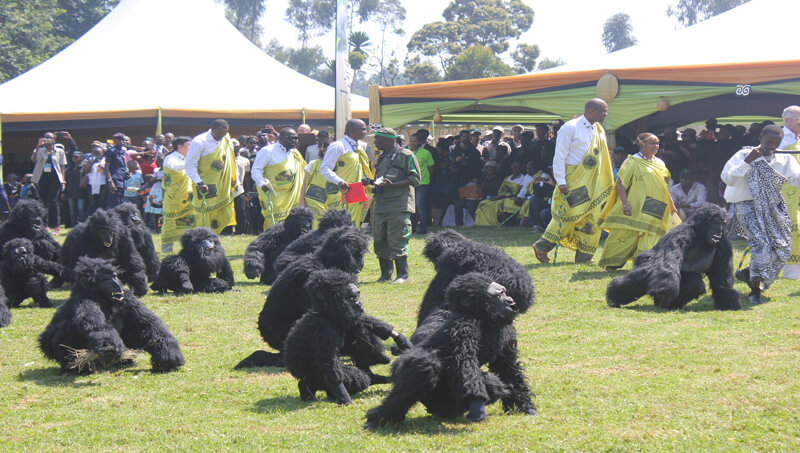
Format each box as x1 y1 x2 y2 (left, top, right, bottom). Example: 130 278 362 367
492 126 504 132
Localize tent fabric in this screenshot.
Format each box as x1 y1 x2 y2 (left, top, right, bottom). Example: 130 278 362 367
376 0 800 131
0 0 367 124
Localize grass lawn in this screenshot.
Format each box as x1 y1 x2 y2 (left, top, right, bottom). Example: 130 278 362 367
1 226 799 451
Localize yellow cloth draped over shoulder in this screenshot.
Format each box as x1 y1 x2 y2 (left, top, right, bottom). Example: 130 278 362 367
192 134 237 233
258 149 306 229
161 155 195 245
541 124 614 254
303 159 328 227
474 179 523 226
324 148 374 228
598 156 679 267
780 139 800 265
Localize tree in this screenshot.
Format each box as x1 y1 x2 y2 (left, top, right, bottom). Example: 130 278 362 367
602 13 637 53
222 0 266 46
445 44 513 81
364 0 406 87
54 0 119 40
537 57 565 71
511 43 540 74
403 56 442 84
408 0 534 72
265 39 328 81
667 0 748 26
284 0 333 48
0 0 69 82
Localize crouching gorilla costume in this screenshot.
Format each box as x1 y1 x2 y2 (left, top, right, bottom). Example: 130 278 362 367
39 257 185 374
151 228 234 294
364 273 537 429
273 209 352 272
2 238 69 308
112 203 161 281
285 269 396 404
606 203 741 310
0 200 62 286
61 209 149 296
243 206 314 284
236 226 410 372
0 285 10 328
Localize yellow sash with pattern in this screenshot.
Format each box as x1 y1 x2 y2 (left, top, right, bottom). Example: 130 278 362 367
192 134 237 233
161 154 195 244
474 179 524 226
324 148 374 227
304 159 328 225
780 139 800 264
258 149 306 229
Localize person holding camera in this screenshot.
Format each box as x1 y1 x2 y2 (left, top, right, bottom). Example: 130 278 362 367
31 132 68 230
363 128 421 283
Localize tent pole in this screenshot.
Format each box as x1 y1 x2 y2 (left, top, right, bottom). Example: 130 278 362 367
156 107 162 136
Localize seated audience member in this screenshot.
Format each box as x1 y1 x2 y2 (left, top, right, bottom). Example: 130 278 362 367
527 169 556 232
480 161 503 198
474 161 528 226
670 169 707 220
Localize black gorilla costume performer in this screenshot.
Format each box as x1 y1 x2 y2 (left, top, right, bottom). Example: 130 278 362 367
285 269 396 404
236 226 410 371
150 228 235 294
39 257 185 374
112 203 161 281
0 199 62 264
61 209 149 296
1 238 68 308
273 209 352 272
606 203 741 310
243 206 314 284
364 273 537 429
0 285 11 328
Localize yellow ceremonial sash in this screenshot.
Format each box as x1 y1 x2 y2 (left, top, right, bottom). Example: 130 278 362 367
258 149 306 229
600 156 677 237
161 155 195 244
192 133 237 233
304 159 328 225
542 123 614 253
324 148 374 227
781 139 800 264
474 179 523 225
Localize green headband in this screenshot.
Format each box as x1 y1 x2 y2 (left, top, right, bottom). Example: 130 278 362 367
375 132 397 139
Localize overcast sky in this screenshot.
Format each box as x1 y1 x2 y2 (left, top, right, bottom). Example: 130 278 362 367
246 0 682 71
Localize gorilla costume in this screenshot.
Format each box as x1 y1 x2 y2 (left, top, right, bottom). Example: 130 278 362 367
1 238 68 308
39 257 185 374
606 203 741 310
284 269 399 404
0 285 11 328
0 199 62 263
236 226 408 371
272 209 353 272
364 273 537 429
112 203 161 281
61 209 149 296
243 206 314 285
150 228 234 294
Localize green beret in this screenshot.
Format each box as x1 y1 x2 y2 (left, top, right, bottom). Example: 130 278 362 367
375 128 398 139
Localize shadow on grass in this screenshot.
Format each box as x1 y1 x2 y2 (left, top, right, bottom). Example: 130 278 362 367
523 261 575 271
232 366 287 376
619 294 752 312
365 416 472 436
569 270 623 281
16 365 122 387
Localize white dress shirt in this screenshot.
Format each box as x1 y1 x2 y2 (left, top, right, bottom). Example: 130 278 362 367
780 126 799 149
721 148 800 203
552 115 599 186
516 174 534 198
251 142 292 188
321 136 359 185
185 130 220 184
670 181 706 218
88 158 106 195
235 155 250 188
163 152 186 172
305 144 320 162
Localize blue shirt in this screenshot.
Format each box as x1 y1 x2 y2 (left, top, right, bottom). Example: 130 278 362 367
105 146 127 183
124 171 144 198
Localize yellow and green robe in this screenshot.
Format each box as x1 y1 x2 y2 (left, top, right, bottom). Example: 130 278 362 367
780 139 800 269
598 155 679 268
257 148 306 229
474 174 527 226
161 152 195 245
541 123 615 254
324 147 374 228
192 134 238 233
303 159 329 227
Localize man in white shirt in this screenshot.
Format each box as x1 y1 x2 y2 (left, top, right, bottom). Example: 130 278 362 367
234 149 251 234
669 170 707 220
320 119 373 227
722 125 800 304
779 105 800 279
533 98 613 263
304 130 329 162
250 127 306 228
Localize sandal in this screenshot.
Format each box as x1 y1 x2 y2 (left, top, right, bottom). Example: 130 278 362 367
532 243 550 263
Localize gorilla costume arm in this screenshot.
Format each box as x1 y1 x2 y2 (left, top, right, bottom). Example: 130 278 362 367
488 327 537 415
706 237 741 310
0 286 11 328
119 293 185 372
243 233 268 280
72 300 128 363
116 232 150 296
449 318 490 405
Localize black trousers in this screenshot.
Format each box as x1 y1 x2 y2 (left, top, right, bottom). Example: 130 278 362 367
38 173 61 228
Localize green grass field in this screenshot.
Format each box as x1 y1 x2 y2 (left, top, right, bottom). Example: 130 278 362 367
1 227 799 451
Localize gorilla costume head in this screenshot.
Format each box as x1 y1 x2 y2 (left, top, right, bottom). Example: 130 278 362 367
74 257 126 303
8 200 47 236
684 203 726 246
317 209 353 231
112 202 144 228
422 229 466 265
306 268 364 327
87 209 120 256
4 238 36 275
446 272 519 325
179 228 227 274
316 226 369 274
284 207 314 237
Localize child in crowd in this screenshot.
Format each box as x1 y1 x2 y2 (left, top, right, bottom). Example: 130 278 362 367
124 160 144 211
18 174 39 200
143 169 163 232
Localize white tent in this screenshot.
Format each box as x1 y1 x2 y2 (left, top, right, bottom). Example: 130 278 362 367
0 0 367 126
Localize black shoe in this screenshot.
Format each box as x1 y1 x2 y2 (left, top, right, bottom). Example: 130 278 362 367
735 268 750 284
394 256 409 283
377 258 393 282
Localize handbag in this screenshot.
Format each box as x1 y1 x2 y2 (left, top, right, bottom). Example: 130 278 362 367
458 183 483 200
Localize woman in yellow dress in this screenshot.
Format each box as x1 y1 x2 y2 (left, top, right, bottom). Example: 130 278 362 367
598 132 679 270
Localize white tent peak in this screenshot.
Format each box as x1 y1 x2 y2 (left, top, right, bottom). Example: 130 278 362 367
0 0 367 115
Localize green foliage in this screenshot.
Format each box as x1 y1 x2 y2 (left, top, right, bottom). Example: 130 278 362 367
403 56 442 84
265 39 330 85
1 229 799 450
222 0 266 47
445 44 513 81
602 12 637 53
54 0 119 40
537 56 565 71
511 43 540 74
284 0 334 47
667 0 749 26
348 51 366 71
